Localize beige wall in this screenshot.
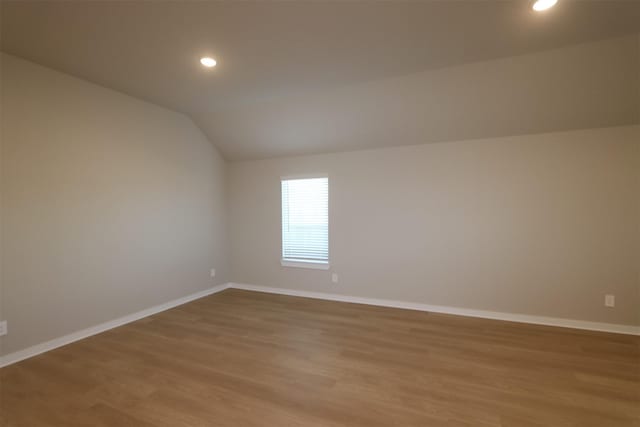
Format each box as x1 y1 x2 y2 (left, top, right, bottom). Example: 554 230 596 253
1 35 639 359
0 54 229 355
229 126 640 326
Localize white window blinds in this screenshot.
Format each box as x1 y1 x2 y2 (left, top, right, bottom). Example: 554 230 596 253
281 177 329 265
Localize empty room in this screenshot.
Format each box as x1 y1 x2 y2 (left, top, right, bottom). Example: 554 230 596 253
1 1 639 426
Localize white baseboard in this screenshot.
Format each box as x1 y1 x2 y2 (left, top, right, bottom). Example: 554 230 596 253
229 283 640 336
3 281 637 368
0 283 231 368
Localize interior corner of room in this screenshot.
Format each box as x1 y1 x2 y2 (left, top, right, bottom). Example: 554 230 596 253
0 1 639 425
2 10 640 367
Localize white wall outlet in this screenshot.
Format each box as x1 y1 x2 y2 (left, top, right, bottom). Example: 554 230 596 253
210 268 216 278
604 294 615 308
0 321 7 336
331 273 339 283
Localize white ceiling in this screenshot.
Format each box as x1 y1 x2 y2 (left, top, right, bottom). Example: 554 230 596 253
2 1 640 160
193 35 640 160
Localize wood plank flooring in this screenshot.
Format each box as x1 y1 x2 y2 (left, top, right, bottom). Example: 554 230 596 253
1 289 639 426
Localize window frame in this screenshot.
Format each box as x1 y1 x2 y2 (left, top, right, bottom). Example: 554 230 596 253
280 174 330 270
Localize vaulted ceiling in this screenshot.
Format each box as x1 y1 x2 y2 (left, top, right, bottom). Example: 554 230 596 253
2 1 640 160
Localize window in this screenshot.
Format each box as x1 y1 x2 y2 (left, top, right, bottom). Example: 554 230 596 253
281 176 329 269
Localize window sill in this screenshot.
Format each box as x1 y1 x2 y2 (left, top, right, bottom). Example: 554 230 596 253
281 259 330 270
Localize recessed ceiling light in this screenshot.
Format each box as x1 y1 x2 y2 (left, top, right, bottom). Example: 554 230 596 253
532 0 558 12
200 57 217 68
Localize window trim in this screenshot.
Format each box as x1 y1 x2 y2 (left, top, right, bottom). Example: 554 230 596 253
280 174 329 270
280 173 328 181
280 259 330 270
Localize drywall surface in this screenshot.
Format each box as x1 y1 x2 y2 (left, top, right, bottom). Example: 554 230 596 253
201 34 640 160
229 126 640 326
0 53 228 355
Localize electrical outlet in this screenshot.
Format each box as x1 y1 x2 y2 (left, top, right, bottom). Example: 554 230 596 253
0 321 7 337
604 294 615 308
331 273 338 284
210 268 216 278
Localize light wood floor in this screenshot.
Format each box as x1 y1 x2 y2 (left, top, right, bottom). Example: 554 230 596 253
1 289 639 427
